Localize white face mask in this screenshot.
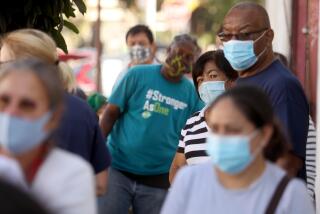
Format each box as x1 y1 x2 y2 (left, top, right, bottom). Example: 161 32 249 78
198 81 225 104
129 45 151 64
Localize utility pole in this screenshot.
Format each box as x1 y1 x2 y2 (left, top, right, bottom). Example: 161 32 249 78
95 0 102 92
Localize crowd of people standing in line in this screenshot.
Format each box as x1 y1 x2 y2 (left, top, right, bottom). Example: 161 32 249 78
0 2 316 214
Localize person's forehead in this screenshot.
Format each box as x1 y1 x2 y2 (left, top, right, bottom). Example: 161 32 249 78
223 9 265 31
126 32 151 44
170 41 195 53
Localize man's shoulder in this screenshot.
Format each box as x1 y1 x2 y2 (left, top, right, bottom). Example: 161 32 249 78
256 60 302 89
129 64 162 74
65 94 95 115
59 94 98 127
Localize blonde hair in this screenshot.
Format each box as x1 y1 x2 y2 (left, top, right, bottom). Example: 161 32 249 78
1 29 58 64
59 61 77 93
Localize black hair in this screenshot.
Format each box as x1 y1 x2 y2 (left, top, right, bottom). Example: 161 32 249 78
192 50 238 91
207 85 290 162
0 179 49 214
125 24 154 44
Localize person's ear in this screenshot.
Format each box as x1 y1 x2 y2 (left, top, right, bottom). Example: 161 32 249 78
44 105 64 132
225 79 236 89
266 29 274 46
260 124 273 147
151 43 157 56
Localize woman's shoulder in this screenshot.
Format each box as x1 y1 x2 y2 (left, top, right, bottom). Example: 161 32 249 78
184 109 206 128
42 148 94 175
175 163 213 183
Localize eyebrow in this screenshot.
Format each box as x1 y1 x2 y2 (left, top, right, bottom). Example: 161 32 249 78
223 23 253 32
204 69 219 74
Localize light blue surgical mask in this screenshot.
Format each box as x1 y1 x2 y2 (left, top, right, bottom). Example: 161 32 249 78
199 81 225 104
223 31 267 72
0 112 52 154
206 130 260 174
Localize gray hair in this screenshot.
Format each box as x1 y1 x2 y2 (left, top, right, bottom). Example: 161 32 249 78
0 58 64 110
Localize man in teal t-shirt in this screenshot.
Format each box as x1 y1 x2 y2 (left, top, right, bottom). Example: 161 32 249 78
100 35 204 214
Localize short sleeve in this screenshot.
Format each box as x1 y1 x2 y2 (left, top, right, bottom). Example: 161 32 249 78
273 98 308 160
194 99 205 113
306 116 316 199
177 126 187 153
90 121 111 173
108 68 136 113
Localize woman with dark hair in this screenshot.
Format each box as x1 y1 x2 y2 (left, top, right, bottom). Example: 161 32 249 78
169 50 237 182
162 85 314 214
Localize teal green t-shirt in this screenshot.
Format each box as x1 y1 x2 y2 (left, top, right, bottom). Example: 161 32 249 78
108 64 204 175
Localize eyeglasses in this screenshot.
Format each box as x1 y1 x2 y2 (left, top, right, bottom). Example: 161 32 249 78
218 28 268 42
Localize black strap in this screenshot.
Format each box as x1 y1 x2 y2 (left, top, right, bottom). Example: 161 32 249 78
265 174 291 214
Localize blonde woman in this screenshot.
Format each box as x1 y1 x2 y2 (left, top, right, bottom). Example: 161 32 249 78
0 58 96 214
0 29 111 212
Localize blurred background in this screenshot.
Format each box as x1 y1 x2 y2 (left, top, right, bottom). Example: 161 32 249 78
59 0 319 121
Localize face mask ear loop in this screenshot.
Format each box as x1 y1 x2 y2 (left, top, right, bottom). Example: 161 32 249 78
248 129 265 157
0 114 10 149
253 30 268 44
253 30 269 59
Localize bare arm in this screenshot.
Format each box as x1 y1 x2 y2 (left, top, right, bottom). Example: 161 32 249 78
95 169 108 196
99 104 121 138
169 152 187 184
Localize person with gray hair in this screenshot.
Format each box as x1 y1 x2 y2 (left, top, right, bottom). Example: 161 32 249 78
0 28 111 202
0 58 96 214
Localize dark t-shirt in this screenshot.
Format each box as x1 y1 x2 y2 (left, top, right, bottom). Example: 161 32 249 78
237 60 309 163
54 94 111 174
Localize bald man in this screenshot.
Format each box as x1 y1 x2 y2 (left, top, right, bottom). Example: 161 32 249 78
219 3 309 179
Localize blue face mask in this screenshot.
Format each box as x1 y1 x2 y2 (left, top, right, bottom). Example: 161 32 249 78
199 81 225 105
223 31 267 72
206 130 259 174
0 112 52 154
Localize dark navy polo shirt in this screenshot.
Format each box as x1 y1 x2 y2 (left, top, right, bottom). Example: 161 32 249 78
54 94 111 173
237 60 309 172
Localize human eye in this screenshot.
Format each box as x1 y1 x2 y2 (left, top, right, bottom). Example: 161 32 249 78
225 126 243 135
218 32 232 42
238 32 252 40
0 94 10 110
208 72 218 79
19 99 36 112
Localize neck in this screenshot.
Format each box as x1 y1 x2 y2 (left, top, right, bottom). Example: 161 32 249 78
215 155 266 189
239 50 275 78
129 57 154 67
161 64 183 83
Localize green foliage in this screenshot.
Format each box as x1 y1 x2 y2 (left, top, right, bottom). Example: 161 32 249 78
0 0 87 53
190 0 263 45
